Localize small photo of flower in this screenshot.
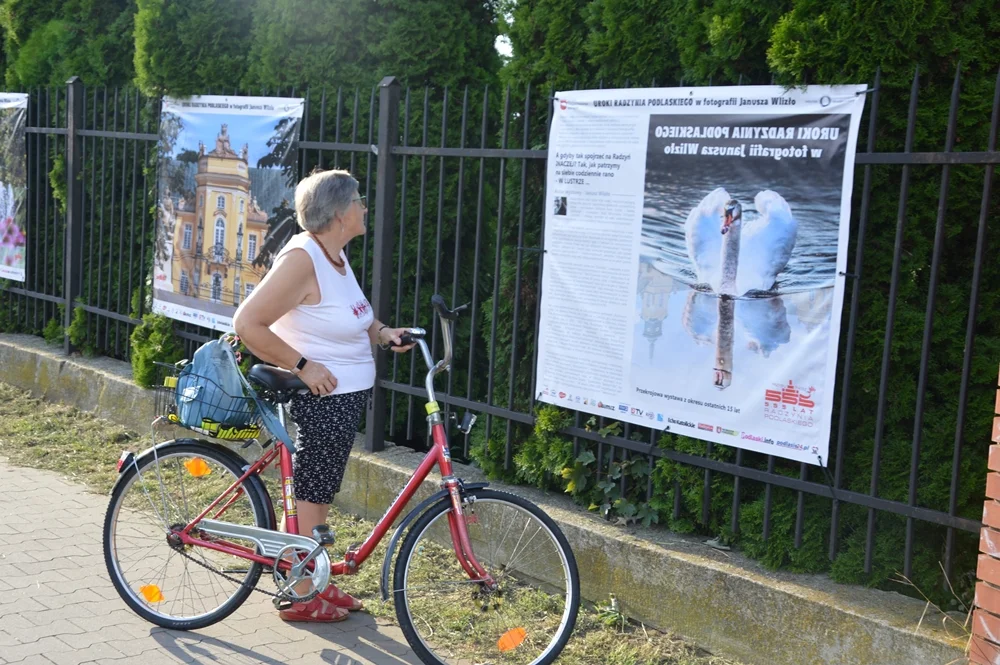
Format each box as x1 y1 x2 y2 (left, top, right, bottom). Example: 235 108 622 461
0 181 25 273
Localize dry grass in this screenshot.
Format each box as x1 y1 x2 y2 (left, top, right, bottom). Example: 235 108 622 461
0 381 743 665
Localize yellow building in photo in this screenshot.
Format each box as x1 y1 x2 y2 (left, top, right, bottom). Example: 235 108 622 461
170 124 269 307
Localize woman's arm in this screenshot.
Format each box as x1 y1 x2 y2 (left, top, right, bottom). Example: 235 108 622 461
233 250 337 395
367 318 384 347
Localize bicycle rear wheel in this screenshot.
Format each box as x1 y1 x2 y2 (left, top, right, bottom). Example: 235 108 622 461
102 440 271 630
393 488 579 665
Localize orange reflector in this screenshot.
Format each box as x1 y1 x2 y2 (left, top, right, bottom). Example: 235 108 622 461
139 585 164 603
184 458 211 477
498 627 526 652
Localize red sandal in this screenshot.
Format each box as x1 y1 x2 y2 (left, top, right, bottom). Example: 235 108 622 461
278 595 350 623
320 583 364 611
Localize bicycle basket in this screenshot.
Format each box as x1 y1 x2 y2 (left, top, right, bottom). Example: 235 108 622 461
153 360 263 442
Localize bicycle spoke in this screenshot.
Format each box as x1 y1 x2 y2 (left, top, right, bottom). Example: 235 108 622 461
503 530 556 579
119 541 164 576
129 461 171 531
175 457 191 520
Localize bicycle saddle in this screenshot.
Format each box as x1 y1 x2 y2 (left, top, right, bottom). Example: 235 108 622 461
247 364 308 397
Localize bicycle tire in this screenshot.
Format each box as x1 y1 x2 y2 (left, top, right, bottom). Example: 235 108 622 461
393 488 580 665
102 439 271 631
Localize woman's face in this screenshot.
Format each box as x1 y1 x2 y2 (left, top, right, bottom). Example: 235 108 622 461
336 191 367 239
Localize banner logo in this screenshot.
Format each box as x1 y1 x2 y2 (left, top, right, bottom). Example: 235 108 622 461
764 380 815 408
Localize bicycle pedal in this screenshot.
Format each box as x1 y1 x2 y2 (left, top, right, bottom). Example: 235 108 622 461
312 524 335 546
273 597 293 611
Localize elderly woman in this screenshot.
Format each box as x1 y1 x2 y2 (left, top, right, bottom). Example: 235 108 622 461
233 169 411 623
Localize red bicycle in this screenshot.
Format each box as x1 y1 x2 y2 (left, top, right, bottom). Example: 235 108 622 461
103 295 580 665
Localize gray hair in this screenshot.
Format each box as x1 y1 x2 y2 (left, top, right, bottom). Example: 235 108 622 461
294 169 359 233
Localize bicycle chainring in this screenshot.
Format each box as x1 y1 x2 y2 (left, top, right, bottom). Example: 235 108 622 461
170 530 321 609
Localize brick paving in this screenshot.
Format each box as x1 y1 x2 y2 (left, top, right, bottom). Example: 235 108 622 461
0 459 420 665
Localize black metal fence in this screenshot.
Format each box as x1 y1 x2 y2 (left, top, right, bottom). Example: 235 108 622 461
2 69 998 591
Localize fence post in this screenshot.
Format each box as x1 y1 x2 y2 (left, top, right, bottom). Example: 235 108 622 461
62 76 84 355
364 76 401 453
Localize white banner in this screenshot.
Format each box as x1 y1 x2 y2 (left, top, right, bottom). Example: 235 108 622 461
152 95 304 332
536 85 866 466
0 93 28 282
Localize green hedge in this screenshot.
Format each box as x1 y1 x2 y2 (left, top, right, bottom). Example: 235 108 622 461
479 0 1000 611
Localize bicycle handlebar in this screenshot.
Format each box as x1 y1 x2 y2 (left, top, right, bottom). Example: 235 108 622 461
386 294 466 405
431 294 467 322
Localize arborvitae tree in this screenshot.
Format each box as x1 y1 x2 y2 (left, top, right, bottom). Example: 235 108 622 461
504 0 789 90
369 0 502 89
501 0 596 90
243 0 501 91
0 0 62 86
668 0 791 85
583 0 683 86
241 0 375 92
1 0 135 87
134 0 254 96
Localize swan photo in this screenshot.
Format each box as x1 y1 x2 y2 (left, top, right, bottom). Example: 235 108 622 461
630 107 857 460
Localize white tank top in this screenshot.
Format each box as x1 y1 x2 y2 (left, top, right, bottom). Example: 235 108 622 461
268 234 375 394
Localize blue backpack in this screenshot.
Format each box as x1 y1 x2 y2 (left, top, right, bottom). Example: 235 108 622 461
174 338 257 430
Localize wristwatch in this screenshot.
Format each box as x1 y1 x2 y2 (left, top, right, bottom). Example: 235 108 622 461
291 356 308 374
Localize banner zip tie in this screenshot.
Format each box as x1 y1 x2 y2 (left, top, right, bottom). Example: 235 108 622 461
817 455 840 501
855 87 880 96
517 246 545 254
838 271 859 279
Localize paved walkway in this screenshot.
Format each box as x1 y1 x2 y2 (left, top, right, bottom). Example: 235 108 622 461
0 459 420 665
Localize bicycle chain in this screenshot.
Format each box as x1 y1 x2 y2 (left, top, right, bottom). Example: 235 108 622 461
173 541 321 606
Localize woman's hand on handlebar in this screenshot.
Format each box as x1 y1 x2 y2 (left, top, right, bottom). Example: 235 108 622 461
298 360 338 395
379 326 416 353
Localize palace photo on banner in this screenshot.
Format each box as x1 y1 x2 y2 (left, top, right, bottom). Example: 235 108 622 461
152 95 304 332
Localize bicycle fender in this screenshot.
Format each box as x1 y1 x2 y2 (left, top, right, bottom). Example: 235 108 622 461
108 438 277 530
379 481 489 601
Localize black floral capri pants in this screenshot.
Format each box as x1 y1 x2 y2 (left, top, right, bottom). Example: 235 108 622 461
287 389 369 505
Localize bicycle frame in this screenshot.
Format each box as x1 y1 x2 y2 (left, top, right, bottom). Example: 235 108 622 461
173 303 495 586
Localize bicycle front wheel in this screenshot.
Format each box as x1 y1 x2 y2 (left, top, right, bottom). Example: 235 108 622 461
103 440 271 630
393 488 579 665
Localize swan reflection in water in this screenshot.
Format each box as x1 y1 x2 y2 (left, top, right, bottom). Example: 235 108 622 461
684 292 791 390
637 262 678 361
639 263 816 390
